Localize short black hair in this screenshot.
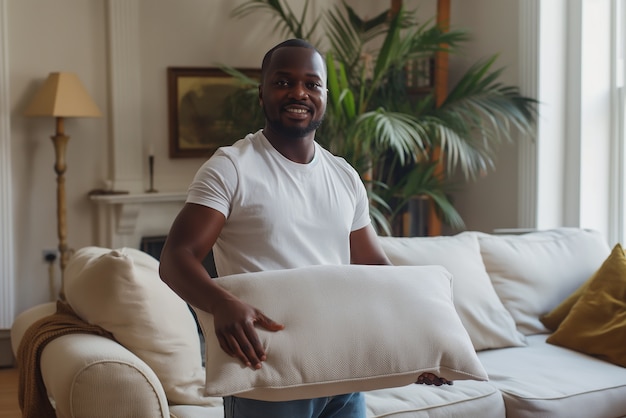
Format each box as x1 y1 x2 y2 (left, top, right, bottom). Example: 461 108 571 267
260 39 323 82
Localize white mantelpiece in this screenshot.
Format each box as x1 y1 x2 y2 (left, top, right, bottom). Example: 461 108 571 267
90 192 186 249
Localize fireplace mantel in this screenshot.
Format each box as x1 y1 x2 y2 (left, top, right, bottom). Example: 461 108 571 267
90 191 187 205
90 191 187 249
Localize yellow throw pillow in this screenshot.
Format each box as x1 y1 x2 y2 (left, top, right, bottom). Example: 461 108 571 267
547 244 626 367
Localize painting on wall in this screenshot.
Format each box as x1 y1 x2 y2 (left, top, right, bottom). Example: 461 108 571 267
167 67 262 158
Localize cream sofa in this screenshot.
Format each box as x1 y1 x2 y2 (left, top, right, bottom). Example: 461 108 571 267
11 228 626 418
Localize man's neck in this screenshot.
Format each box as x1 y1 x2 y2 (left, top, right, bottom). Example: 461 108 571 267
262 129 316 164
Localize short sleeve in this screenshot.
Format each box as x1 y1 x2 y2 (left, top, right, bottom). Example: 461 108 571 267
351 171 371 231
186 152 238 218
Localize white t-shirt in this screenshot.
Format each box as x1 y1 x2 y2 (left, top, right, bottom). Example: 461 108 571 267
186 130 371 276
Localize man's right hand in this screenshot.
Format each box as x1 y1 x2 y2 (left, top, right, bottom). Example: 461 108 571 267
416 372 453 386
212 298 284 369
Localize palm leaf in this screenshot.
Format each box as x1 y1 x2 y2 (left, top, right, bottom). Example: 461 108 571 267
427 57 538 179
230 0 321 42
325 6 363 74
217 65 261 86
394 162 465 230
355 109 430 166
367 186 393 236
229 1 538 233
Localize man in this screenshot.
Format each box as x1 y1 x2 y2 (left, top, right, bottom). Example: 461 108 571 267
160 38 446 418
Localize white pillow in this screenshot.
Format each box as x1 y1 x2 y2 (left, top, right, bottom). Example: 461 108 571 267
193 264 488 401
379 232 526 350
64 247 219 406
478 228 611 335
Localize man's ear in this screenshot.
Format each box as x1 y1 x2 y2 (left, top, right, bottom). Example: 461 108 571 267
258 84 263 107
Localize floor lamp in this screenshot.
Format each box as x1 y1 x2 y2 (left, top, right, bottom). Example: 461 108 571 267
24 72 102 300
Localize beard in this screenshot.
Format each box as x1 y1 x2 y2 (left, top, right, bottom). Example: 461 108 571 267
264 107 324 139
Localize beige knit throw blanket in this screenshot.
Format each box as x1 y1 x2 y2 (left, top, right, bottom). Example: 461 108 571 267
17 300 114 418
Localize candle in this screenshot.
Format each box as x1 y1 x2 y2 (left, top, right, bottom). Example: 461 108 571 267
147 148 157 193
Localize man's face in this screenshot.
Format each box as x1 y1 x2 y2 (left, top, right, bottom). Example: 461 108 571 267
259 46 327 139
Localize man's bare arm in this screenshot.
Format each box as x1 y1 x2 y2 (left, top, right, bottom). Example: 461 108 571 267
159 203 283 369
349 224 392 265
159 203 227 310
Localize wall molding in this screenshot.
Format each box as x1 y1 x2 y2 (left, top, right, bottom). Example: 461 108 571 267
0 330 14 367
517 0 539 228
0 0 16 329
107 0 143 193
609 0 625 245
564 0 584 226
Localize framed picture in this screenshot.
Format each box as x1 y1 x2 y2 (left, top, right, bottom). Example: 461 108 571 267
167 67 262 158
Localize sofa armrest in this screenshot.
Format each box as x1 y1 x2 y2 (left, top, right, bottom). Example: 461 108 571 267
41 333 170 418
10 302 57 356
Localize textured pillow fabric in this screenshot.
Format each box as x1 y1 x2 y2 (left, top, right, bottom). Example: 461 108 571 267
478 228 610 335
193 264 488 401
64 247 217 406
380 232 525 351
547 244 626 367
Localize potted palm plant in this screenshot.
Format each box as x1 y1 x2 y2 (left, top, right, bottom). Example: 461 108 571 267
222 0 537 235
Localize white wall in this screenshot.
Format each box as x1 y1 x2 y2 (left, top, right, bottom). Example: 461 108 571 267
8 0 109 314
446 0 523 233
4 0 524 317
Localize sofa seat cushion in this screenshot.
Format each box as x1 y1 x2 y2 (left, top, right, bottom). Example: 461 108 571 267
364 380 505 418
166 384 504 418
194 264 488 401
478 334 626 418
478 228 610 335
168 404 224 418
380 232 525 351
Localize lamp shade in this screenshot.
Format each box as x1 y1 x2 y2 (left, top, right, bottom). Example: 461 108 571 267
24 72 102 118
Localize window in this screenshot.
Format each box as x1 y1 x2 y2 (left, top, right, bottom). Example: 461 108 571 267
615 0 626 244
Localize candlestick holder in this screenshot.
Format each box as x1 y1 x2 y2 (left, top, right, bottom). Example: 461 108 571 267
146 155 158 193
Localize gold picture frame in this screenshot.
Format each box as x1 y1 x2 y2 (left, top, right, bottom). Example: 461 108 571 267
167 67 261 158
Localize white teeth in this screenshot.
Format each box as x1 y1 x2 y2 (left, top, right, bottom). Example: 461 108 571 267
286 108 307 114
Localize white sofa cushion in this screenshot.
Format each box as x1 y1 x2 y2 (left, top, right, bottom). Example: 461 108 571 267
365 381 505 418
478 334 626 418
64 246 218 406
380 232 525 351
193 264 488 401
478 228 610 335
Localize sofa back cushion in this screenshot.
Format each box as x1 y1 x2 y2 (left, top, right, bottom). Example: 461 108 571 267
478 228 610 335
193 264 488 401
380 232 526 351
64 246 218 406
540 272 593 331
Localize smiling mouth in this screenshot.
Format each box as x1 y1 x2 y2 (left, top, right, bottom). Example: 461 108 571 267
285 108 308 114
283 105 311 120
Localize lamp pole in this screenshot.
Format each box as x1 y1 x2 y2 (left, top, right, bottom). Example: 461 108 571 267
52 116 70 299
24 72 102 301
